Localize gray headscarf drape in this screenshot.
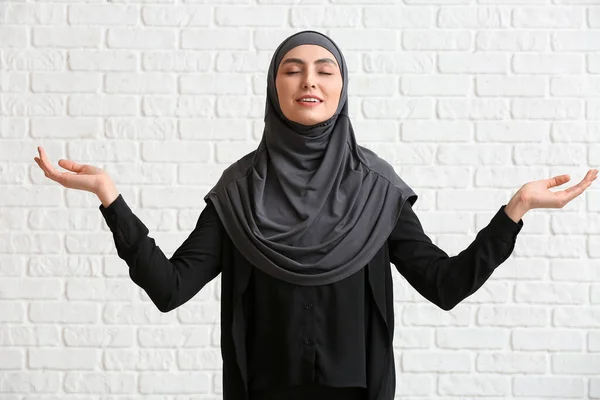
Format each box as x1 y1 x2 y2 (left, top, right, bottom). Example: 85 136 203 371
204 30 418 286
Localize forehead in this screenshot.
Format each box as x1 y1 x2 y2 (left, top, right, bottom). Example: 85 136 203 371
279 44 338 65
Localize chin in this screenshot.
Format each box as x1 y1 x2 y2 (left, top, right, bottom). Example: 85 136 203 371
290 113 329 126
298 118 323 126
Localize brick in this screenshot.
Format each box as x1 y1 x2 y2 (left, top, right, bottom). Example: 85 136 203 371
328 29 398 50
477 352 547 373
105 72 176 94
438 99 510 120
33 27 101 48
476 31 548 51
515 282 588 304
142 6 210 26
513 376 584 398
31 117 101 139
29 302 98 323
554 306 600 327
182 29 251 49
104 349 176 370
403 29 472 50
177 348 222 369
477 305 549 327
290 7 360 27
438 7 510 28
476 75 546 96
69 4 138 25
0 27 27 48
69 50 137 71
32 72 101 93
438 53 508 73
436 328 509 349
138 372 210 394
0 372 60 393
402 351 471 372
0 3 65 25
64 372 135 394
402 121 471 142
513 54 584 74
513 7 583 28
215 6 285 26
29 349 100 370
180 74 249 95
2 50 65 71
108 28 176 49
439 374 510 396
553 31 600 51
143 51 211 71
68 95 137 116
511 99 583 119
364 7 432 28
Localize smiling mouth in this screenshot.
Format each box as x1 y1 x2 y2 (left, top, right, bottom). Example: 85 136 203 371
296 98 323 107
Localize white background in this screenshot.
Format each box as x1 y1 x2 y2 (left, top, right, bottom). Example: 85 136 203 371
1 0 600 398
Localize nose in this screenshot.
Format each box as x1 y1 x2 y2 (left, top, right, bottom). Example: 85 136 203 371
302 71 316 89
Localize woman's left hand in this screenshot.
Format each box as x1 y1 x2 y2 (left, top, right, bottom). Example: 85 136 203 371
505 168 599 222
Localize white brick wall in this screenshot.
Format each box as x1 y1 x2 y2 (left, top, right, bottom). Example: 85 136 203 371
1 0 599 398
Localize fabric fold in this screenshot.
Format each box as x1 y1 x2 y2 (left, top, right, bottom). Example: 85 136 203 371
205 30 417 286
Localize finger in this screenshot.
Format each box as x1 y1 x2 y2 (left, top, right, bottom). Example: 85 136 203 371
546 174 571 189
33 157 43 172
581 169 597 183
559 179 593 202
37 146 56 175
565 179 589 194
34 154 52 177
565 171 599 193
586 169 598 181
58 158 85 173
37 147 70 183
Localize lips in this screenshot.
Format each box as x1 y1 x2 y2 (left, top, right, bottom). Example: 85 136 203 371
296 99 322 108
296 94 323 103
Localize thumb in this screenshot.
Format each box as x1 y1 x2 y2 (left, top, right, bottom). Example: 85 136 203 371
58 159 84 172
546 174 570 189
57 159 71 170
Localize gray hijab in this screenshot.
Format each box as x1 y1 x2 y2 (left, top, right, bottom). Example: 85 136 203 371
205 30 417 286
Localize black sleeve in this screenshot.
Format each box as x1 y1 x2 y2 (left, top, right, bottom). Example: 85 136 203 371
389 201 523 311
99 194 223 313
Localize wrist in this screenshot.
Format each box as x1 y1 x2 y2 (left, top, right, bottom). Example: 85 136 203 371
97 176 119 208
504 191 529 223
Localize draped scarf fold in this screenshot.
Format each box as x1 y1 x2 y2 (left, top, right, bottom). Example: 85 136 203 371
205 30 417 286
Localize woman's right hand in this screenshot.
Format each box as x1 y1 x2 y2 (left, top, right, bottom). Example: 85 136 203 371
34 146 110 195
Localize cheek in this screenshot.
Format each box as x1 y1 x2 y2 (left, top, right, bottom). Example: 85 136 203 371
276 78 293 99
326 82 343 110
275 78 295 117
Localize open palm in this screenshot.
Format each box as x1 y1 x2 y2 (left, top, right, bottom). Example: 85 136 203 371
33 146 108 194
519 169 598 210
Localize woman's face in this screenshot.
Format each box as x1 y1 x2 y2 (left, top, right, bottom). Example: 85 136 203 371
275 44 343 126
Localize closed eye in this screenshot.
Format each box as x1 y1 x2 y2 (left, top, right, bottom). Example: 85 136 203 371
285 72 333 75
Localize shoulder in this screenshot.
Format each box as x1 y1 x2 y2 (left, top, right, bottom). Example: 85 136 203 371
206 149 258 198
222 149 257 180
358 144 418 204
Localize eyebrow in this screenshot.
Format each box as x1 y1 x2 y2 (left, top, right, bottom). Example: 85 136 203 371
281 57 338 68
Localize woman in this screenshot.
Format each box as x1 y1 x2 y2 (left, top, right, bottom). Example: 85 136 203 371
34 31 597 400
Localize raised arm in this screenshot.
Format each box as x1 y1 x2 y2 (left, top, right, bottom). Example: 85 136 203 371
99 192 223 313
389 201 522 311
389 169 598 310
34 146 223 313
